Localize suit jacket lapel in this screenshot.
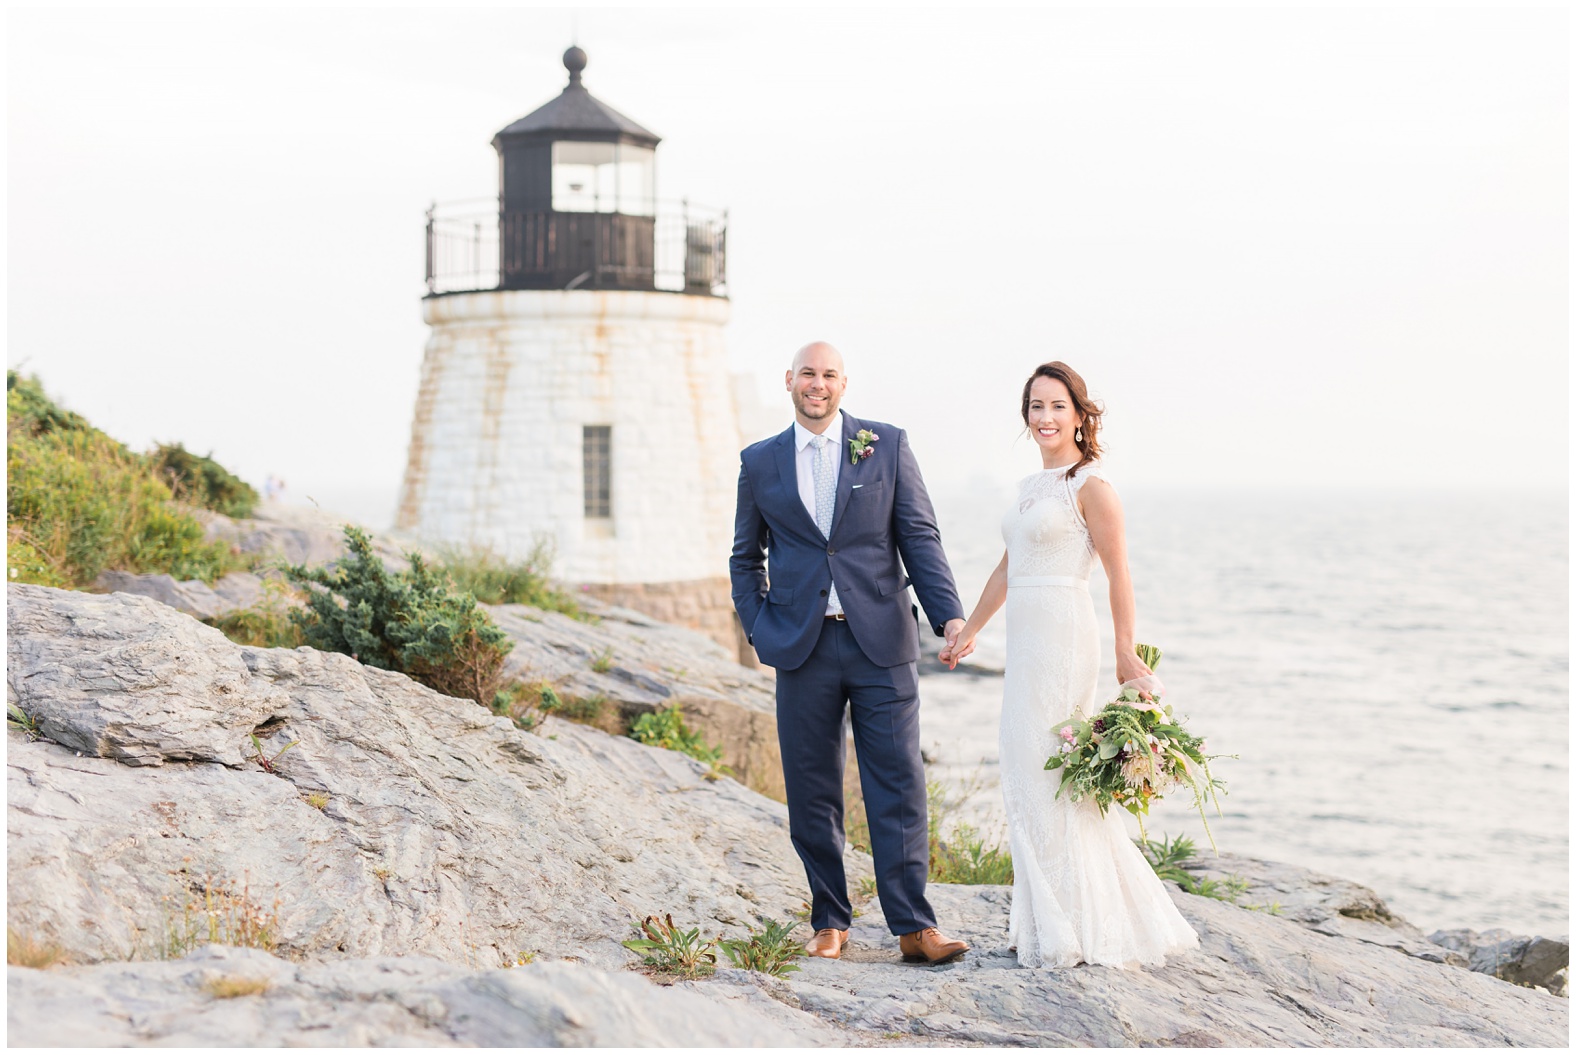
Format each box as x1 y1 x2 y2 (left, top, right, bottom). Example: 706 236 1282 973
827 414 860 541
771 426 822 538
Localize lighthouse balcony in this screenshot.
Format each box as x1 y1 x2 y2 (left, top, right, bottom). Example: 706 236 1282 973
424 199 727 298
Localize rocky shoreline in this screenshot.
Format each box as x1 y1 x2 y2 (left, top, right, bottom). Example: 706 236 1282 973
6 505 1568 1046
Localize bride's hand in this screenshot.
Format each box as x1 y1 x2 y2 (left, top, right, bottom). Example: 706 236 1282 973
939 629 977 670
1116 651 1155 695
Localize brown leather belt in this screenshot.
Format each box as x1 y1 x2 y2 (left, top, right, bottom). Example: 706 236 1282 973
824 613 846 621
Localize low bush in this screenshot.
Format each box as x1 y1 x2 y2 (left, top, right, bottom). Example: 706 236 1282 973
6 372 248 588
150 443 259 519
284 525 513 707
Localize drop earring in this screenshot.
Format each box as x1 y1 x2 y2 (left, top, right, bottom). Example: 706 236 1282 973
1075 426 1083 443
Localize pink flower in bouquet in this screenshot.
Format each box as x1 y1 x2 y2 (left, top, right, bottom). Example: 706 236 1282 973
1059 725 1076 743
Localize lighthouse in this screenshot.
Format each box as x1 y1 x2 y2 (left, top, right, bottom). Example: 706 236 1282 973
396 46 746 658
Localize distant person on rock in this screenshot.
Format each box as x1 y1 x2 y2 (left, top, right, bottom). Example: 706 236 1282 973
729 340 971 964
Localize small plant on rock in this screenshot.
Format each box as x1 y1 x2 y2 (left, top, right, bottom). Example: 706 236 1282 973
719 919 803 978
622 914 718 977
629 705 730 778
7 703 42 741
247 733 299 774
589 646 616 674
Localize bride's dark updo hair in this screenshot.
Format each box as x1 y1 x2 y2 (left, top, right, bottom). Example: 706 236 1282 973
1020 361 1103 478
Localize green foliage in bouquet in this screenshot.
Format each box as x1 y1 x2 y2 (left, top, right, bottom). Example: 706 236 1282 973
283 525 513 707
719 918 803 977
1044 643 1228 848
6 371 247 588
622 914 718 976
150 443 259 519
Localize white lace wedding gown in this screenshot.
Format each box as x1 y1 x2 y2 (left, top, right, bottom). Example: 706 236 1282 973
998 463 1200 968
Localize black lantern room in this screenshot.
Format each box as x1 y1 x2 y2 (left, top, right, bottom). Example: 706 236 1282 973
492 47 662 292
424 47 726 298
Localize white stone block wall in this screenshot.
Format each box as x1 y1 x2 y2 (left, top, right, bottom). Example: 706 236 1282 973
396 289 741 586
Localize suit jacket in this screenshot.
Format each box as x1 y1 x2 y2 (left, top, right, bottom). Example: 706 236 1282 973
729 413 964 671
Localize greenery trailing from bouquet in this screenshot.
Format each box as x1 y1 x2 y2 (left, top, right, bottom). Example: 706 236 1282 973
1044 643 1229 849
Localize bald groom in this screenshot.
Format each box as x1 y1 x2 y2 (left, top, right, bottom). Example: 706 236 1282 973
729 341 971 964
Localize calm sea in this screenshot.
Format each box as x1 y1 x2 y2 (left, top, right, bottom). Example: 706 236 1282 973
916 483 1568 936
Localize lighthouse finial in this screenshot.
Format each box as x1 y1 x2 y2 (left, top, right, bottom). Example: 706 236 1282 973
563 46 587 87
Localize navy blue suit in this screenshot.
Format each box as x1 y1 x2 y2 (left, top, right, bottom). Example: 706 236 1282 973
730 413 963 934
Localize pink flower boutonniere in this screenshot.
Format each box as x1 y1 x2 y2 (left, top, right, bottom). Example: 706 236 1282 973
848 429 879 465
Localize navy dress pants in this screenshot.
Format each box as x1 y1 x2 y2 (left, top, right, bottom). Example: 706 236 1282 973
775 618 936 935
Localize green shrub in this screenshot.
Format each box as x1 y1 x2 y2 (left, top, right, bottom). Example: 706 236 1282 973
150 443 259 519
434 541 584 618
6 374 246 589
283 525 513 706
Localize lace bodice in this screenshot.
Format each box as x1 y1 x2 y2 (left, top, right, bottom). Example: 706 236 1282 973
1000 463 1109 580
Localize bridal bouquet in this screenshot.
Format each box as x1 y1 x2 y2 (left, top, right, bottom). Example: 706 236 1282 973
1043 644 1228 849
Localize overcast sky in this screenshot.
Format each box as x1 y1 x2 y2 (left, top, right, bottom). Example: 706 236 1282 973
7 5 1567 526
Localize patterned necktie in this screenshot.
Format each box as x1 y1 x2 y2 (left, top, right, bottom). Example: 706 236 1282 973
811 434 842 614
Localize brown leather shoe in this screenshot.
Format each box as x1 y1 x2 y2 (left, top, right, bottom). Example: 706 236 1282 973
900 927 970 964
805 928 850 959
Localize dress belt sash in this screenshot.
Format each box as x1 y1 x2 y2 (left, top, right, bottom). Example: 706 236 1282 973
1007 575 1088 589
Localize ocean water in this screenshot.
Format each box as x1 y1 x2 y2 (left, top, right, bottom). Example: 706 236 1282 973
916 483 1568 936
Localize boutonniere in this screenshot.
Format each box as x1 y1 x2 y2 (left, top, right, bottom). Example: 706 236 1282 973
848 429 879 465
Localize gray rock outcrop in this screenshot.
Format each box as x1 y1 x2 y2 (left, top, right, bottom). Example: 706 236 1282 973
1430 928 1569 994
7 582 1568 1047
7 584 844 970
7 945 838 1047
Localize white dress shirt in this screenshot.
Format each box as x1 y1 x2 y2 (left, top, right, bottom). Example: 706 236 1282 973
792 412 843 616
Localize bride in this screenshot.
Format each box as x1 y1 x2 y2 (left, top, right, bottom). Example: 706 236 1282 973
938 361 1199 968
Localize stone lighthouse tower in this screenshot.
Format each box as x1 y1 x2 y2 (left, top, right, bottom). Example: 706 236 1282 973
396 46 744 655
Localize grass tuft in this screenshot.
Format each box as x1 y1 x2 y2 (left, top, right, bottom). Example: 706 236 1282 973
203 974 272 999
158 873 282 959
7 927 66 969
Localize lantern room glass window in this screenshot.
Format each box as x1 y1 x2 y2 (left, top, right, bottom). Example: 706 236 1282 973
552 142 655 215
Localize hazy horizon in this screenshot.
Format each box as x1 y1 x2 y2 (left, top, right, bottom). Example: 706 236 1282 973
7 6 1567 527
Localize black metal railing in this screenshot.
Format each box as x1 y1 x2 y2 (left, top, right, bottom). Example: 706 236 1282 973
425 198 727 298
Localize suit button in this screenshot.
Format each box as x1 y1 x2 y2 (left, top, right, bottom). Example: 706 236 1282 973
819 590 828 597
827 548 837 556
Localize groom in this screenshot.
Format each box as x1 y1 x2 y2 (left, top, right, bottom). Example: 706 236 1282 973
729 341 970 964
